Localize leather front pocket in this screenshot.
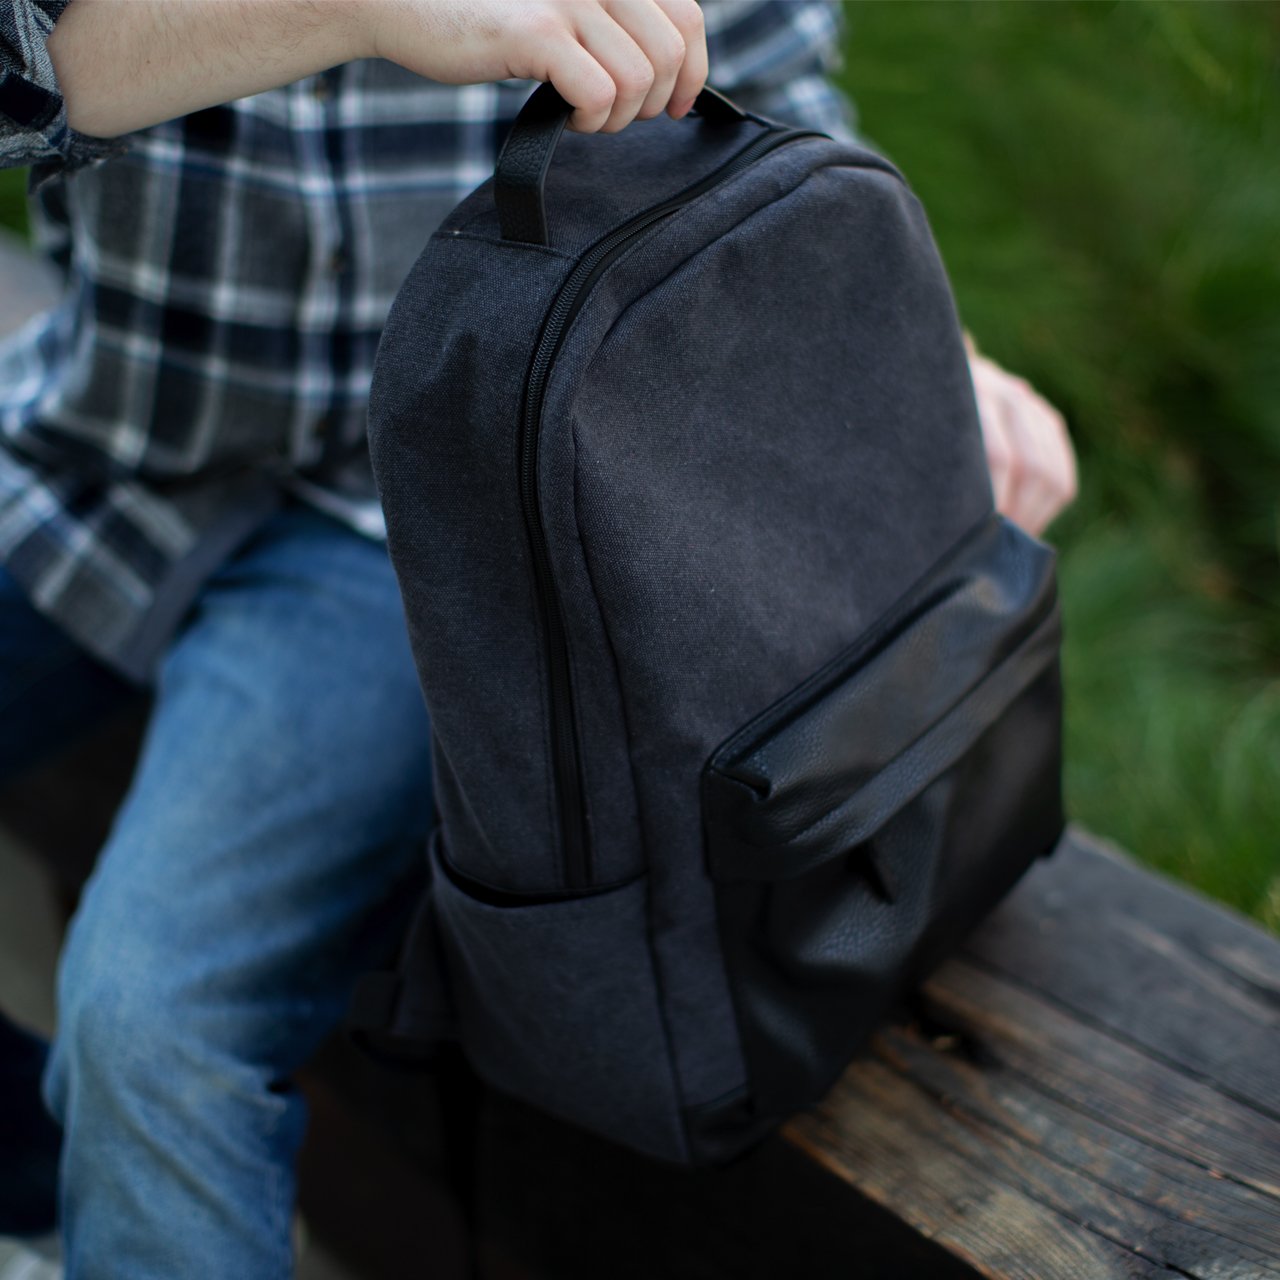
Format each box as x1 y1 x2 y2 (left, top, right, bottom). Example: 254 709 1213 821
700 516 1065 1131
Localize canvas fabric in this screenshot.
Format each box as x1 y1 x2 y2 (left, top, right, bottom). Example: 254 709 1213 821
363 95 1064 1164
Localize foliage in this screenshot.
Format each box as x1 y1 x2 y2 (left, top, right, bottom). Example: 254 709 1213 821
0 167 25 238
840 0 1279 927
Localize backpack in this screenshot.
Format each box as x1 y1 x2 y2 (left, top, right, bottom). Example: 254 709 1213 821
352 84 1065 1165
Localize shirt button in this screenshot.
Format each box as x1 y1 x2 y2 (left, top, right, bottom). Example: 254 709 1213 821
312 73 334 102
326 248 348 274
311 413 334 440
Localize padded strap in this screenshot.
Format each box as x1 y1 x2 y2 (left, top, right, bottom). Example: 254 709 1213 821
494 82 750 246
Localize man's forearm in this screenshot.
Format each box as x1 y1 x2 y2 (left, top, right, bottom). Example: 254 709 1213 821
47 0 369 138
47 1 709 142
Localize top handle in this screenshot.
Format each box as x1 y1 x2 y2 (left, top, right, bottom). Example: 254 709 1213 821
494 82 750 247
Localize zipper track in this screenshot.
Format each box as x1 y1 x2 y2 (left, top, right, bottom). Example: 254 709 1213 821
519 125 825 891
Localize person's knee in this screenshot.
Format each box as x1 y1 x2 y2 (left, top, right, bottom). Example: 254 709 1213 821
45 946 159 1130
45 915 287 1133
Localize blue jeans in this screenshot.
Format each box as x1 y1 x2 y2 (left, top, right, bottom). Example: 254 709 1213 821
1 502 434 1278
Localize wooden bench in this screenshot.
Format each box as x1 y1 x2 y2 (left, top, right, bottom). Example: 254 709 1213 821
452 823 1280 1280
1 244 1277 1280
2 715 1277 1280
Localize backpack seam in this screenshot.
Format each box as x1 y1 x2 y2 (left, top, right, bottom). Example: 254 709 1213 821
431 228 577 261
573 161 900 378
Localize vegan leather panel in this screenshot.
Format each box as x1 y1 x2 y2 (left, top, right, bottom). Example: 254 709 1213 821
704 517 1059 879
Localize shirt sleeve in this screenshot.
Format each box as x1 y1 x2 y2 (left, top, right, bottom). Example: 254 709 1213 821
1 0 126 178
702 0 858 143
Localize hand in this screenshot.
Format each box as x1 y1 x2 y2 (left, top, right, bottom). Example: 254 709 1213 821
49 0 705 141
364 0 709 134
966 339 1078 536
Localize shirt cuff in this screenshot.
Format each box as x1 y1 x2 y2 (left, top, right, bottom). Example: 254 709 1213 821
1 0 130 184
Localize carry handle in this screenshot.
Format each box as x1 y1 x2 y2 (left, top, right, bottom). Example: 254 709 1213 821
494 81 750 247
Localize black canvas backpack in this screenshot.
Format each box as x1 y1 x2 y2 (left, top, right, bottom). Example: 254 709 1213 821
353 84 1065 1165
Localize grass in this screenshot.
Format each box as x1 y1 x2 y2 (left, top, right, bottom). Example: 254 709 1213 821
0 168 26 238
839 0 1279 928
1 1 1276 929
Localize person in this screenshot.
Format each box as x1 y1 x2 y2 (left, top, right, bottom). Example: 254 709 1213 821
0 2 1077 1275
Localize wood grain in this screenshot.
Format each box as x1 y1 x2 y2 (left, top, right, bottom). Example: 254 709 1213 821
783 827 1280 1280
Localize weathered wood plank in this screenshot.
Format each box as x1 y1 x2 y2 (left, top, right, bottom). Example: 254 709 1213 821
835 1024 1279 1274
789 1061 1177 1280
918 960 1280 1201
784 827 1280 1280
964 830 1279 1115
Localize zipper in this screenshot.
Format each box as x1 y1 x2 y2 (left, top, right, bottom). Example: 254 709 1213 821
519 124 825 891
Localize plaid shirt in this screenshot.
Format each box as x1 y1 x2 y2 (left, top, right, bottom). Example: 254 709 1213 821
0 0 854 682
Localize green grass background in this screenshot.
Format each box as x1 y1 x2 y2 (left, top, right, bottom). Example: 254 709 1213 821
1 1 1276 929
837 0 1279 930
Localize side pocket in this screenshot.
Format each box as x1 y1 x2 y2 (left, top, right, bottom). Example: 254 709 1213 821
700 516 1065 1134
426 833 686 1162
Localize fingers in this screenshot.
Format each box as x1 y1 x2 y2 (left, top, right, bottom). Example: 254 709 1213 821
602 0 684 123
538 31 621 135
999 387 1070 534
656 0 707 118
370 2 706 133
969 351 1077 536
570 4 660 132
538 1 707 133
1020 390 1077 532
976 375 1017 516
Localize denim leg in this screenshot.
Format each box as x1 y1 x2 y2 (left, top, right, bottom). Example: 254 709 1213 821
41 503 435 1280
0 568 139 1237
